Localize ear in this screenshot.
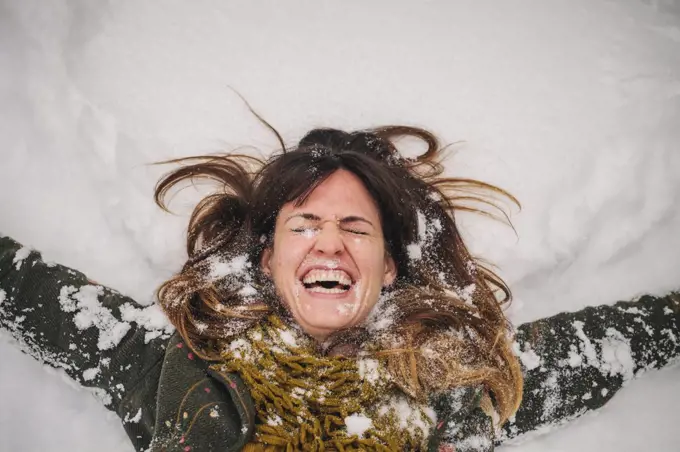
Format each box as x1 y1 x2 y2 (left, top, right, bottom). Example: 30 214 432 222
260 247 273 276
383 254 397 287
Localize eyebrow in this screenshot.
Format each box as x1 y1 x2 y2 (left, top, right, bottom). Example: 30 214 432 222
284 213 374 227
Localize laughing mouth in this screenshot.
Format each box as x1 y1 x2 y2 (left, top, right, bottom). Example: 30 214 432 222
301 269 353 294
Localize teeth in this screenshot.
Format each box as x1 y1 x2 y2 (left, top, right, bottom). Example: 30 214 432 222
307 286 348 294
302 269 352 286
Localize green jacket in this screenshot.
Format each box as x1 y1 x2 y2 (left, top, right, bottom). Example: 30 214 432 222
1 235 678 451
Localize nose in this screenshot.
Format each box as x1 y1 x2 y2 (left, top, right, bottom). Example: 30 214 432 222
313 221 345 255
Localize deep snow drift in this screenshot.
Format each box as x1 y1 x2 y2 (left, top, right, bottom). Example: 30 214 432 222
1 1 679 451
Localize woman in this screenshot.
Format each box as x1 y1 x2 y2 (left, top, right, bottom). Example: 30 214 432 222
0 125 678 452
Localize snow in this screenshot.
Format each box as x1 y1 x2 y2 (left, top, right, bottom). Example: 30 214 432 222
407 210 442 261
267 414 283 426
82 367 100 382
600 328 635 380
124 408 142 424
337 302 357 316
358 358 380 384
512 341 542 371
58 285 131 350
407 243 423 261
378 396 438 438
572 321 600 366
278 329 297 347
228 338 253 361
365 291 398 333
208 254 251 281
344 414 373 437
119 302 174 343
12 246 31 270
457 434 493 451
0 1 679 451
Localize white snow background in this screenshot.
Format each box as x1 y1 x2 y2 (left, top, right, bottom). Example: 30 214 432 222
1 0 680 450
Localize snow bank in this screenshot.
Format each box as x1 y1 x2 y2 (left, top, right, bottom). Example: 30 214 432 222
0 0 679 451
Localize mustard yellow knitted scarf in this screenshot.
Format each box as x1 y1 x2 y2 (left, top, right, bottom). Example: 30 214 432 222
210 315 435 452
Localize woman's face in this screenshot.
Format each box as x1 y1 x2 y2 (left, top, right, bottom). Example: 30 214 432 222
261 169 396 341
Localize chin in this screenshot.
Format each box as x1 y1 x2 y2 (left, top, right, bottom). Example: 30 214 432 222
302 314 356 332
292 300 364 337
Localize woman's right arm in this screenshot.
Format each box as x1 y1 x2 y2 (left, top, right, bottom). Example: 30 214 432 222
0 235 172 450
500 291 680 443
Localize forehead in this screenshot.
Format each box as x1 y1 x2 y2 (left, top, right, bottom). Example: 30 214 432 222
279 169 380 220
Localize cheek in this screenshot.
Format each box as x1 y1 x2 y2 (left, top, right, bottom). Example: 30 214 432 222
349 239 387 278
270 235 311 275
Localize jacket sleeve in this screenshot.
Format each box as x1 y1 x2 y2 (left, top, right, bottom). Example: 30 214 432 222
428 387 495 452
499 291 680 443
0 235 174 451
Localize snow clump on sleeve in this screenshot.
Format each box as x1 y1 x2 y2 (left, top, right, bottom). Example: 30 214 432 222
512 341 542 371
12 246 31 270
119 302 174 343
124 408 143 423
59 285 131 350
82 367 100 381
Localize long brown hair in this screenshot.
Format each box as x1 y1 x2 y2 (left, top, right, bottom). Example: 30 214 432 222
155 124 523 423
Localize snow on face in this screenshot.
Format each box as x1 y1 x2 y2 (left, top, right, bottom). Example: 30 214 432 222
263 170 396 340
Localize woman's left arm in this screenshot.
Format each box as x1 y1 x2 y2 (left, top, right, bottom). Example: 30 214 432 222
432 292 679 451
500 291 680 442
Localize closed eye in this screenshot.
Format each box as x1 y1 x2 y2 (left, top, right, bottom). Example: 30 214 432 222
291 227 319 235
342 228 369 236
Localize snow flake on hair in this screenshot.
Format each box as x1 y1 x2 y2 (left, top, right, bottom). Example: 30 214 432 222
309 144 331 159
203 251 261 305
407 210 442 262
